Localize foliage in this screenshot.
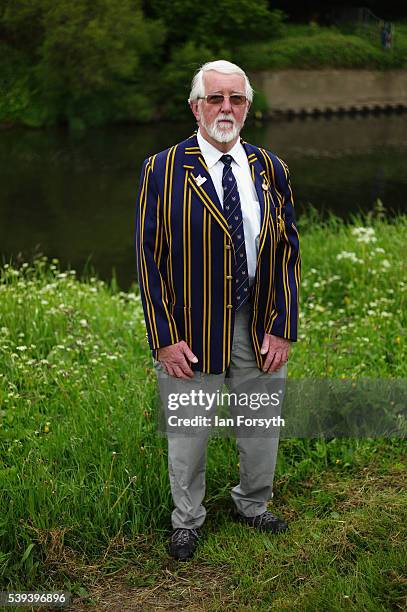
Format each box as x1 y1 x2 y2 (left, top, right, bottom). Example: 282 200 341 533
249 88 269 118
1 2 407 126
0 0 166 127
236 28 407 70
0 42 45 127
160 42 231 120
147 0 285 50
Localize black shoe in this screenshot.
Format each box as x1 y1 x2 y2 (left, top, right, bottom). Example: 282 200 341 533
169 528 199 561
236 510 288 533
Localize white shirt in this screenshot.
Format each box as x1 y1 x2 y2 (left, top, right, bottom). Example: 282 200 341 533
197 130 261 284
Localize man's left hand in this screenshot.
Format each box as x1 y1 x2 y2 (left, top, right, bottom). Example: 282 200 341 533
260 334 291 372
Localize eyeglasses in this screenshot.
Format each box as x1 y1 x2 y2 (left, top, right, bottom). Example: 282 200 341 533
197 94 248 106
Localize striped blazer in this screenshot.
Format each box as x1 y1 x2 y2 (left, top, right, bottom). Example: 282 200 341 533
135 133 301 374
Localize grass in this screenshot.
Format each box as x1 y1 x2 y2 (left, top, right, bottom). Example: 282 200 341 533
0 213 406 609
236 22 407 70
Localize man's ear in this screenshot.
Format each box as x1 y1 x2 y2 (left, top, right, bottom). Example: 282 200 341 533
189 101 200 122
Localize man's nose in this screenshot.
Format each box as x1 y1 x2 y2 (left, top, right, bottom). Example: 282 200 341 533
220 96 232 112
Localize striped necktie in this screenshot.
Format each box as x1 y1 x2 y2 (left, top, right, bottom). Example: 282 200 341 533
220 154 250 310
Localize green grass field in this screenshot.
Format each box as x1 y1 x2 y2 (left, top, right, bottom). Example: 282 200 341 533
0 213 406 609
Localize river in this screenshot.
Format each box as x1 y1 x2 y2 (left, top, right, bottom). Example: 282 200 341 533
1 114 406 288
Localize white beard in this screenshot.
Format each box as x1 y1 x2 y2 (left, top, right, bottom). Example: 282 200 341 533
200 111 246 143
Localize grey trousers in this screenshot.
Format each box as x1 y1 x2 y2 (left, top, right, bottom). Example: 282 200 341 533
153 302 287 529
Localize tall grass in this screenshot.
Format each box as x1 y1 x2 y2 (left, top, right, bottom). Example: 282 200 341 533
0 214 405 591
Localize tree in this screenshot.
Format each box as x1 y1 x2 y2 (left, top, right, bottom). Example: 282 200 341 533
148 0 286 50
0 0 166 126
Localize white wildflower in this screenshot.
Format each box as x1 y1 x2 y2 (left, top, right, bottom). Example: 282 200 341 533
351 226 377 243
336 251 363 264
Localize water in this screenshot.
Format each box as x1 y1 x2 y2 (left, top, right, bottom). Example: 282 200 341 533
1 114 406 288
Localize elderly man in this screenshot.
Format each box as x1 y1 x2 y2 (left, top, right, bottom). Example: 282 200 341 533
135 60 300 560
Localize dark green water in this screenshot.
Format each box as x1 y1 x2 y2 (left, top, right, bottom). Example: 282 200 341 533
1 115 406 288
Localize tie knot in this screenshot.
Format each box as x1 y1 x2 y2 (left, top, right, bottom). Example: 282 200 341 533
220 154 233 167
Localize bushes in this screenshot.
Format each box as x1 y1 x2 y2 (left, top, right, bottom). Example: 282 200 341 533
236 28 407 70
1 1 407 128
0 0 166 128
146 0 285 50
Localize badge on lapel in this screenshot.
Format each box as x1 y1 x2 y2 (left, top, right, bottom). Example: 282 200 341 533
194 174 207 187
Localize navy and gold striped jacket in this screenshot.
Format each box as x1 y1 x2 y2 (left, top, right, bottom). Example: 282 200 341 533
135 133 301 374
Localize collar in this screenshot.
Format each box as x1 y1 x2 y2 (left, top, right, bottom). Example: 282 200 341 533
197 129 247 170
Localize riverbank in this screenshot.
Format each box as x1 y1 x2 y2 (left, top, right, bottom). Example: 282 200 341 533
251 69 407 117
0 214 406 607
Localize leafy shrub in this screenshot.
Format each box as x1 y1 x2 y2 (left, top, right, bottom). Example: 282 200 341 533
235 30 407 70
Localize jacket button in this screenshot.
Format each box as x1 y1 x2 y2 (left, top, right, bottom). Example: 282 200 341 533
226 275 233 279
226 305 233 309
225 245 231 250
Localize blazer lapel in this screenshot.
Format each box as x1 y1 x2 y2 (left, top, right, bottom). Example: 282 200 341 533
242 141 271 255
183 135 231 237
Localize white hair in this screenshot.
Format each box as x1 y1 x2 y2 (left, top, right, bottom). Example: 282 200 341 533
188 60 253 103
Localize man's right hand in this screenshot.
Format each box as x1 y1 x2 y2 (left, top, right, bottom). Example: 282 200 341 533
157 341 198 379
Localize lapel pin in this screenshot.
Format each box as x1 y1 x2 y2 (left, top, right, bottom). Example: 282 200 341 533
195 174 207 187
